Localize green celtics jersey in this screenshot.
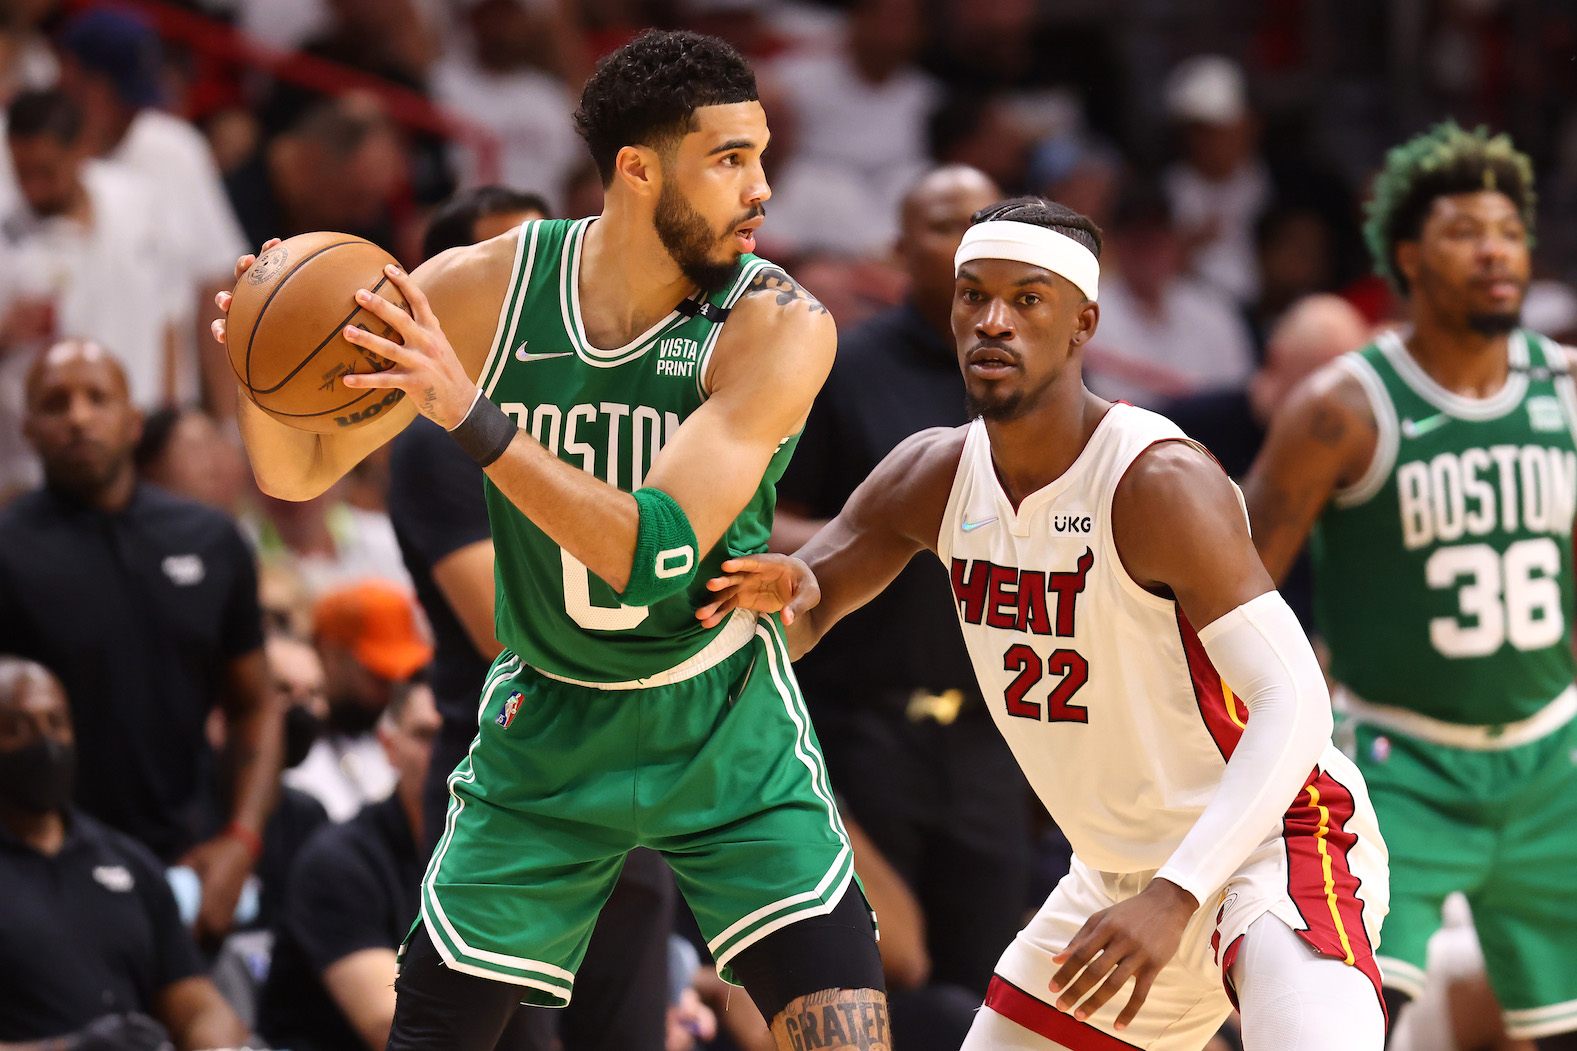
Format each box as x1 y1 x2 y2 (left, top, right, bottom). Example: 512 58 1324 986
475 218 794 683
1312 329 1577 725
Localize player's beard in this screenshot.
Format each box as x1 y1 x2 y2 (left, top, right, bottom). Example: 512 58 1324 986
965 370 1058 423
654 182 743 294
1467 310 1521 336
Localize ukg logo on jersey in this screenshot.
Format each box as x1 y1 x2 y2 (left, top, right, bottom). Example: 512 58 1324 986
1051 513 1093 535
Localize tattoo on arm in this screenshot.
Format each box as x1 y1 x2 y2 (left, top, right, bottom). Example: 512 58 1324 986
1308 406 1347 446
422 385 437 414
772 988 889 1050
745 267 829 315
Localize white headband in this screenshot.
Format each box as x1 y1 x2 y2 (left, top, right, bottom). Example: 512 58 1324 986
954 220 1100 302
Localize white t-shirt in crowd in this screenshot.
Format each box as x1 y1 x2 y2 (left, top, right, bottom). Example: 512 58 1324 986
283 733 397 822
431 56 583 210
761 45 937 255
1163 160 1271 305
1084 275 1256 407
0 161 187 405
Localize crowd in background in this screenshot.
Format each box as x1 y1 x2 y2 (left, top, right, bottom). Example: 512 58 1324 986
0 1 1574 1050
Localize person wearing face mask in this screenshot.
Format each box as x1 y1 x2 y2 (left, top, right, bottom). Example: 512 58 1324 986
0 341 282 951
0 657 249 1051
284 580 434 822
258 679 443 1051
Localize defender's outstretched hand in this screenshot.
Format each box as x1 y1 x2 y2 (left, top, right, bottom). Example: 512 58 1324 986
696 554 820 628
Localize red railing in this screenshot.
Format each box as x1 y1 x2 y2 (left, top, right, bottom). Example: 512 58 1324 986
56 0 502 183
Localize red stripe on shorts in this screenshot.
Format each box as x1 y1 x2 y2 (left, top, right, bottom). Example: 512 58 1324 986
1175 608 1247 760
1281 769 1386 1021
984 977 1144 1051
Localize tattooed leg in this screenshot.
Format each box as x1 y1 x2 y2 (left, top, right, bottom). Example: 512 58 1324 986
772 988 892 1051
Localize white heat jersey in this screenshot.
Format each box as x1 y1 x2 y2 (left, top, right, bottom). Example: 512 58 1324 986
940 404 1290 875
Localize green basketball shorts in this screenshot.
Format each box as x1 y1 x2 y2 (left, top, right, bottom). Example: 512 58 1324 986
413 616 861 1007
1353 716 1577 1038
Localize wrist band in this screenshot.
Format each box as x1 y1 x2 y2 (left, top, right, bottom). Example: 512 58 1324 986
224 820 263 861
447 389 517 467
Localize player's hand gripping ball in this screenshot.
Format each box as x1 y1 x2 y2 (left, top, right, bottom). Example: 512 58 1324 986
224 232 412 432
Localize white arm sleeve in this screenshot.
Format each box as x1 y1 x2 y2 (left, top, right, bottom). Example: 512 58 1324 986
1153 590 1333 905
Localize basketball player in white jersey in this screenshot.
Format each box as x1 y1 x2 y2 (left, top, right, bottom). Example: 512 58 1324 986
696 197 1390 1051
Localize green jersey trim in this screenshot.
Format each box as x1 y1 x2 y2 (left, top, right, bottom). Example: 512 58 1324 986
695 256 776 399
1338 681 1577 747
1533 332 1577 446
557 219 688 368
1376 328 1530 420
1332 352 1401 509
478 221 541 399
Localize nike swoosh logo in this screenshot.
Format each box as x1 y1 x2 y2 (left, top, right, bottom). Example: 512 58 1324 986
516 345 572 362
961 518 997 532
1400 414 1449 439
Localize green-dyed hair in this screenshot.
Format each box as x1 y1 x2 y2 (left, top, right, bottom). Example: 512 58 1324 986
1363 120 1536 295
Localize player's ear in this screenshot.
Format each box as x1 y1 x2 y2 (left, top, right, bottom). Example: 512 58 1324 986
1070 300 1099 348
615 145 660 199
1395 241 1421 288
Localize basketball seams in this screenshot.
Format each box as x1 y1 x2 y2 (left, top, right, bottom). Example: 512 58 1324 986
249 271 400 397
240 238 360 389
239 237 416 424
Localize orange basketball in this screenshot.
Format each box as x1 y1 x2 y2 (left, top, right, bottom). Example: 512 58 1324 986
226 232 410 433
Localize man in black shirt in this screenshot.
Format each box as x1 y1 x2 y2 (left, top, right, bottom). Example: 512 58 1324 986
386 188 674 1051
0 657 247 1051
258 680 441 1051
0 341 283 945
774 166 1033 997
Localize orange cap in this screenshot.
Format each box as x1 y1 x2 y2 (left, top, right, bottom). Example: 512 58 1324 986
312 580 434 681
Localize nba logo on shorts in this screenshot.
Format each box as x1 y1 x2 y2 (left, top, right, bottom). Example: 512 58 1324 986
496 691 524 728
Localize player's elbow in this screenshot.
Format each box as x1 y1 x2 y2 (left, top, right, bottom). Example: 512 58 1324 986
251 463 332 502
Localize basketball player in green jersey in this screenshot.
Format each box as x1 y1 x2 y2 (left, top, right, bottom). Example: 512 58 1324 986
213 31 888 1051
1243 122 1577 1049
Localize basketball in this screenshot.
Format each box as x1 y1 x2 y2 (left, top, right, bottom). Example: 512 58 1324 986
227 232 410 432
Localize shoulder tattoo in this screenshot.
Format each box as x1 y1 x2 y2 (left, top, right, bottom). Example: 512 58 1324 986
743 266 829 315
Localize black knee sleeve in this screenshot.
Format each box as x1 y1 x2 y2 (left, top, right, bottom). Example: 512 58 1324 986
725 884 886 1024
387 922 531 1051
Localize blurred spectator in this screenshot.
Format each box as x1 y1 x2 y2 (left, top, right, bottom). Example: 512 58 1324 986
775 166 1036 1002
0 657 249 1051
258 679 441 1051
431 0 587 211
286 580 431 821
0 0 56 108
1028 130 1124 232
0 341 282 948
389 186 676 1051
246 481 414 596
763 0 939 254
257 0 451 207
1247 205 1337 353
267 633 331 774
1085 183 1256 405
1164 293 1368 626
134 407 251 516
56 9 251 416
225 96 407 252
1524 278 1577 344
1161 54 1273 304
0 89 186 498
929 92 1031 199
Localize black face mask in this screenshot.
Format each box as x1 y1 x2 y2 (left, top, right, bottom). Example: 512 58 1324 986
327 697 382 737
0 738 76 814
283 705 323 769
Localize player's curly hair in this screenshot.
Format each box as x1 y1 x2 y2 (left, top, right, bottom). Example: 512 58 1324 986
1363 120 1536 295
573 29 758 186
971 196 1104 257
